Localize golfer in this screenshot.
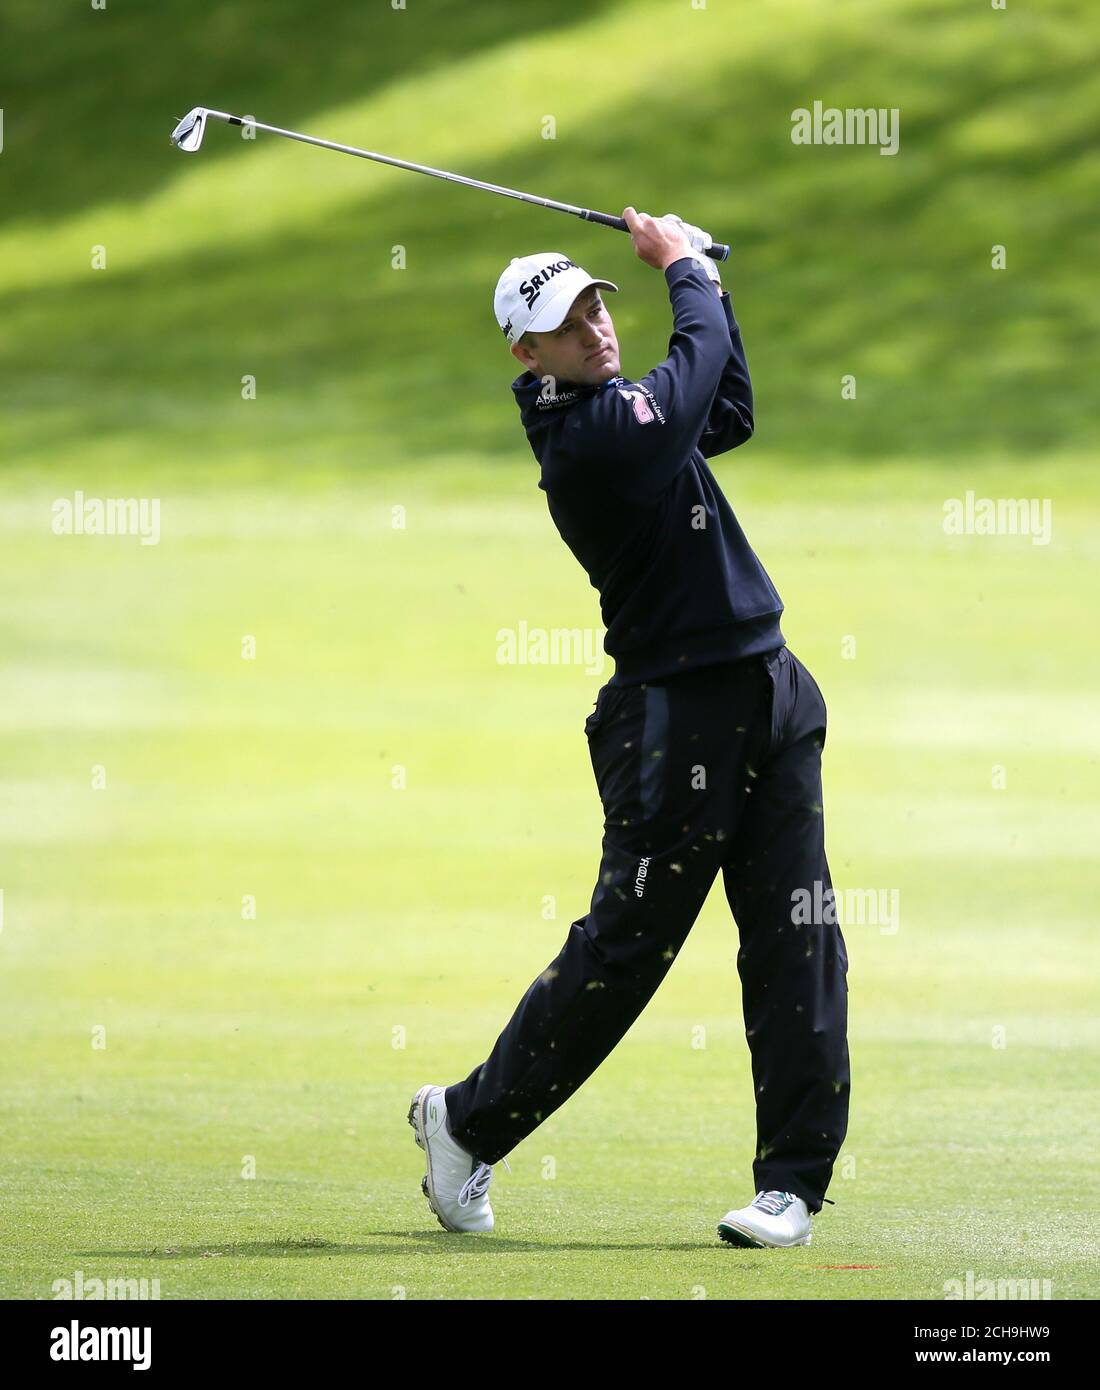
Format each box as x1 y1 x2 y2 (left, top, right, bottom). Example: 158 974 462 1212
409 208 850 1248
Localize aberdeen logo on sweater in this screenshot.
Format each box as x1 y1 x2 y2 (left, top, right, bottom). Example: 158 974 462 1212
534 380 584 410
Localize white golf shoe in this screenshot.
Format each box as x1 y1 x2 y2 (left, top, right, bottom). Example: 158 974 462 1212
407 1084 508 1233
717 1190 813 1248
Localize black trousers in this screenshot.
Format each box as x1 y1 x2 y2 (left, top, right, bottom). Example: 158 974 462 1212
445 646 850 1215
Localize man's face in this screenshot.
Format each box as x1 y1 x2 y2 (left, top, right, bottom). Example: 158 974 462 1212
510 286 621 389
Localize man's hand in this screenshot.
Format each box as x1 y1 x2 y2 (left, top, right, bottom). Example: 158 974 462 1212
662 212 723 291
661 213 712 257
624 206 695 271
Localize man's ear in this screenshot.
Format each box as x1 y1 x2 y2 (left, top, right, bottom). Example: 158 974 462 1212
511 339 539 374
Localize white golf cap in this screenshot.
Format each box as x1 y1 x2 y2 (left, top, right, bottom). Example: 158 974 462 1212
494 252 618 346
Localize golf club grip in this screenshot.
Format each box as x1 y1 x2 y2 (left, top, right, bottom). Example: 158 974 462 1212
582 209 730 261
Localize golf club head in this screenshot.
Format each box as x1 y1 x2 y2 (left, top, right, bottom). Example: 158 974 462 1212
170 107 208 153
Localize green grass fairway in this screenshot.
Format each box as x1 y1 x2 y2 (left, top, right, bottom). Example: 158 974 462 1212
2 0 1098 1304
2 455 1097 1300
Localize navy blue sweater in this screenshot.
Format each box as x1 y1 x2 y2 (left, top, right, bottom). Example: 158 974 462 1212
511 256 785 685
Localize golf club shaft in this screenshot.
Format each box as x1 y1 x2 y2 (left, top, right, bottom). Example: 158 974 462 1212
200 110 731 261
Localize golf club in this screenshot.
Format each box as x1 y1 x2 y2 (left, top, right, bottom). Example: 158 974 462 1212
169 106 731 261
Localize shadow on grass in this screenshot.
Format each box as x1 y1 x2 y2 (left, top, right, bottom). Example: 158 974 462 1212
75 1234 762 1258
0 0 625 227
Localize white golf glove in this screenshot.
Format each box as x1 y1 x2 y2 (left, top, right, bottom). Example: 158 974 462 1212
662 212 722 286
